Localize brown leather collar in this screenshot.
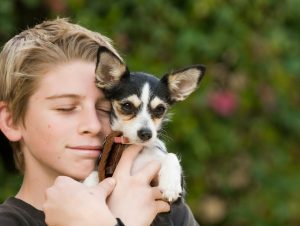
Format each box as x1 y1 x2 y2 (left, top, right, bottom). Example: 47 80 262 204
98 131 128 181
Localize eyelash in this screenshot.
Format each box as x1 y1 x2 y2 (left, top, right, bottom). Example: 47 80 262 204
97 108 111 114
55 107 111 114
56 107 76 112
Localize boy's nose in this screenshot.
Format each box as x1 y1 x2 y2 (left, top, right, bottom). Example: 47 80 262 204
78 109 102 135
137 128 152 141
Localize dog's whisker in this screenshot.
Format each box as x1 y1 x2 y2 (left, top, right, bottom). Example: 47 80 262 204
158 129 173 143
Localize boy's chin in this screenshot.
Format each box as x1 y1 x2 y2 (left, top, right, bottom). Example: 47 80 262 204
67 170 95 182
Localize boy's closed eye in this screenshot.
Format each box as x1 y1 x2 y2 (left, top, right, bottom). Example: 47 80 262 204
55 106 78 112
96 106 111 117
96 99 111 116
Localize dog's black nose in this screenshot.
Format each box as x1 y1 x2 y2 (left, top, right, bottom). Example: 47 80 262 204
138 128 152 141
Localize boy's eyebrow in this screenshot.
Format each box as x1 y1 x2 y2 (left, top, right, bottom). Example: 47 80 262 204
45 94 110 104
45 94 81 100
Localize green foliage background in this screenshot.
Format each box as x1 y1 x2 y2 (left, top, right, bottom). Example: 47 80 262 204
1 0 300 225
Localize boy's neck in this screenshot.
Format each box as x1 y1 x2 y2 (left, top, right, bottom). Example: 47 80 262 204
15 167 58 210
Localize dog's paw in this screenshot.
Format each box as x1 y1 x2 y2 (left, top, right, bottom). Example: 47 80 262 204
159 169 182 202
158 153 183 202
161 186 182 202
83 171 99 186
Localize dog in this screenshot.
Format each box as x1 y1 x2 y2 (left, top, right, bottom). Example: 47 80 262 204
84 46 206 202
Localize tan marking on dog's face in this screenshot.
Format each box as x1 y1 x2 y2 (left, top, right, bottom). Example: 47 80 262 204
126 95 141 108
149 97 168 127
112 101 134 121
112 95 141 121
150 97 164 109
152 116 163 128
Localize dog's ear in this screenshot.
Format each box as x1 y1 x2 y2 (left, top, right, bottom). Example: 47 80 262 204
161 65 206 103
95 46 128 89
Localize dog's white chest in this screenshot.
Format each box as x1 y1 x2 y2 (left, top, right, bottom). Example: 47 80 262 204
84 139 183 202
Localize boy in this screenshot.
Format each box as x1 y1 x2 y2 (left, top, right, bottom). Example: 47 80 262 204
0 18 199 226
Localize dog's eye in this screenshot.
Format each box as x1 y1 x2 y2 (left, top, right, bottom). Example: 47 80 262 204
120 102 135 115
152 105 166 118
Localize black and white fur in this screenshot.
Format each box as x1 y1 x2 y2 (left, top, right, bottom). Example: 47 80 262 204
84 47 206 202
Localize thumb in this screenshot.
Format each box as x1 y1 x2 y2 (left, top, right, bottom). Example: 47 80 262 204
97 177 116 197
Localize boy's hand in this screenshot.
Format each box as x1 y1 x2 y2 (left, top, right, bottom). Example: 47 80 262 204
108 144 170 226
43 176 117 226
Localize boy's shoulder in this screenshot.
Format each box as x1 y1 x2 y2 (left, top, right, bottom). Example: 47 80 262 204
0 197 46 226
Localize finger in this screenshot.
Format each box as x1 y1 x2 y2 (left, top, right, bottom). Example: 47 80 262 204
152 187 164 200
155 200 171 213
97 177 116 197
114 144 143 176
135 161 161 183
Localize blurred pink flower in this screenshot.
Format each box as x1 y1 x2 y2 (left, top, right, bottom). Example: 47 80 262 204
208 90 237 117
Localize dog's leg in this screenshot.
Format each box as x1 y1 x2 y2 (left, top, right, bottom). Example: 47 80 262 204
83 171 99 186
133 141 183 202
158 153 182 202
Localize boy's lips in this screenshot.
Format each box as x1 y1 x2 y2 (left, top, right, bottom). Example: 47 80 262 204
66 145 101 158
67 145 101 151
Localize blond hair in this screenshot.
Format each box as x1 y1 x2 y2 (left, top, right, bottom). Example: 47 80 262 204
0 18 121 172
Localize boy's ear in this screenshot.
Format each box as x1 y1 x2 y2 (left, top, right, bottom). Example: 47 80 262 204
0 102 22 142
95 46 128 89
161 65 206 103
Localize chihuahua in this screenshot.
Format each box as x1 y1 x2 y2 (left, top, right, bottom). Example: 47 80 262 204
84 46 206 202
